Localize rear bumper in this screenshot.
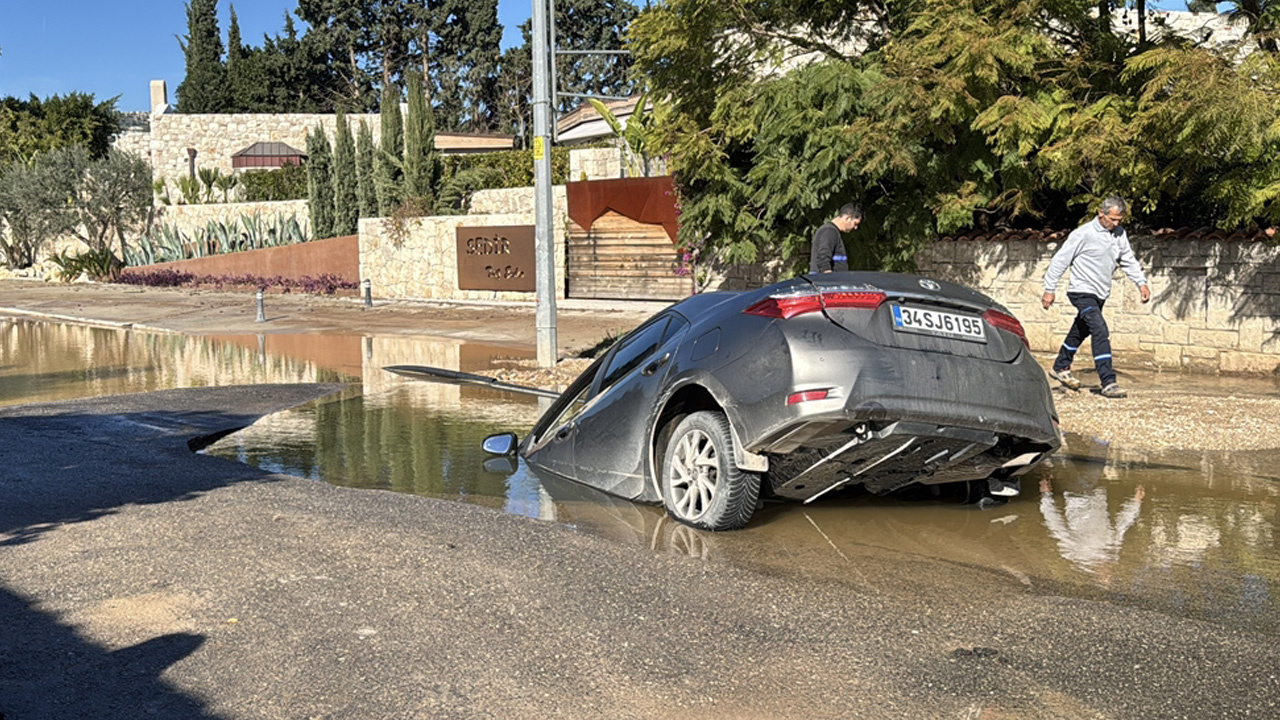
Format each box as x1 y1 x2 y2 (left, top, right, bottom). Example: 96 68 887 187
737 341 1057 448
717 341 1059 499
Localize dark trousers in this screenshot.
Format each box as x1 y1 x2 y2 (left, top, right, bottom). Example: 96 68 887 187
1053 293 1116 387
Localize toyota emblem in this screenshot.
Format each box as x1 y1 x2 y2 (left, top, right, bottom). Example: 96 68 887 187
919 279 941 291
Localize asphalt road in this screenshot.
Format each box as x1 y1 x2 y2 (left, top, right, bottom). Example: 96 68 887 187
2 281 1278 718
2 385 1278 720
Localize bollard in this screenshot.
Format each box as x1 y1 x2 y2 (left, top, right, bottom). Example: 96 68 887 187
363 278 372 308
255 289 265 323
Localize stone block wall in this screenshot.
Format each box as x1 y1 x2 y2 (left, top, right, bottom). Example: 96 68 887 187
158 200 311 238
359 186 569 302
142 112 382 195
915 238 1280 374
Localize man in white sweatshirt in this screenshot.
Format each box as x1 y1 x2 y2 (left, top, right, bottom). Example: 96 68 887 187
1042 197 1151 398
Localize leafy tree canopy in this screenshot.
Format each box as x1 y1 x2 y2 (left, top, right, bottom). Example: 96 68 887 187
630 0 1280 274
0 93 121 165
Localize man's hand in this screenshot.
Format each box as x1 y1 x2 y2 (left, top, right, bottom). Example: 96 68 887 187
1139 284 1151 304
1041 291 1055 310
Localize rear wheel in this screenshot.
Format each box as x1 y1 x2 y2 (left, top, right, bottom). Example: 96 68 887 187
661 411 760 531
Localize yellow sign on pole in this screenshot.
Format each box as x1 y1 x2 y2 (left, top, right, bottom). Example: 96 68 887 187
533 136 545 161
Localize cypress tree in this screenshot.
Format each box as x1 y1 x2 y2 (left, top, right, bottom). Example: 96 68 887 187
306 125 334 240
356 119 378 218
331 109 359 235
375 86 404 215
176 0 226 113
403 69 440 207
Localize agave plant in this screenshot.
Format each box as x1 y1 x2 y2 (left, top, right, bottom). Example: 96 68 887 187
240 212 264 250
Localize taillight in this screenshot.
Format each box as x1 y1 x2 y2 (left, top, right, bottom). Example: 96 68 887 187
820 291 887 310
745 290 886 319
787 389 831 405
744 293 824 319
982 308 1028 347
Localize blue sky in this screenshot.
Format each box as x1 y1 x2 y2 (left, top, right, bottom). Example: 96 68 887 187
0 1 1210 113
0 1 531 112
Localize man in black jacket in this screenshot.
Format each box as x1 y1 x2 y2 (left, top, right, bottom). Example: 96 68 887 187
809 203 863 273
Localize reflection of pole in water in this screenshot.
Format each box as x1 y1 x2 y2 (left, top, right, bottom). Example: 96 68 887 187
257 333 265 363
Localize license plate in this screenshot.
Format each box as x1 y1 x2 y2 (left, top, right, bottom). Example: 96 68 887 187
890 304 986 342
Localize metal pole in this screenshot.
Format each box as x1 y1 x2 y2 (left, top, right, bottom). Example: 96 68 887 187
532 0 558 368
549 0 559 143
363 278 372 308
255 289 265 323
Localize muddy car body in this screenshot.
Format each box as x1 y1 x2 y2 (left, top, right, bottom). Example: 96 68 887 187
480 272 1061 530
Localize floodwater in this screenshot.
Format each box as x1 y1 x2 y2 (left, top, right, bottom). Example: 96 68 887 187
4 316 1278 633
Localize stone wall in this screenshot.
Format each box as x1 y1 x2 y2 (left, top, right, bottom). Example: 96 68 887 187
569 147 623 182
157 200 311 238
566 146 668 182
359 186 569 301
915 238 1280 375
142 113 382 195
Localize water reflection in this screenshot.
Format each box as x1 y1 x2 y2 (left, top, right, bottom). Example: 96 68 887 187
207 376 1280 631
7 316 1278 633
0 318 354 405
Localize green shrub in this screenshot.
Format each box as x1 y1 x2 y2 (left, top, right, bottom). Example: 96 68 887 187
240 165 309 202
125 212 310 266
440 146 570 191
49 247 124 281
436 167 507 214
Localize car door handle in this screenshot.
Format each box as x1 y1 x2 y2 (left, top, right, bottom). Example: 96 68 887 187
641 352 671 376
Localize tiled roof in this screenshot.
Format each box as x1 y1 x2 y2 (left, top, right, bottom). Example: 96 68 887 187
939 227 1278 242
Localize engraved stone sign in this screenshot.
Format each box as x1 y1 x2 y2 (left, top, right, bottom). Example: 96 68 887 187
456 225 535 292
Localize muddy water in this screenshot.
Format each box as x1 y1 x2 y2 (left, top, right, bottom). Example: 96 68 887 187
5 317 1278 633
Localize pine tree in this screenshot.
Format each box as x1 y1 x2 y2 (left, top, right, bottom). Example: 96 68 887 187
403 69 440 207
375 86 405 215
331 109 359 235
428 0 504 131
356 119 378 218
306 125 335 240
176 0 226 113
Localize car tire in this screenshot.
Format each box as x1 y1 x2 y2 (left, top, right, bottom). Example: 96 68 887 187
661 411 760 531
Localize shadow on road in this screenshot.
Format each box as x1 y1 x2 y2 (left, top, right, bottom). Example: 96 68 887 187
0 384 345 718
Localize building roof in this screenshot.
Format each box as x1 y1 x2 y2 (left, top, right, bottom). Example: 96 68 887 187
556 97 644 144
434 132 515 153
232 141 306 159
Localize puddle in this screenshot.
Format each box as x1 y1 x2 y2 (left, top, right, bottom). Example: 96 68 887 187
6 317 1279 633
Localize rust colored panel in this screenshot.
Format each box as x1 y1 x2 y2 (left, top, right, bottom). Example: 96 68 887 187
456 226 536 292
126 235 360 283
565 176 678 242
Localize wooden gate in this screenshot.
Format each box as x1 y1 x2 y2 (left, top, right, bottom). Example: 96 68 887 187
566 211 692 300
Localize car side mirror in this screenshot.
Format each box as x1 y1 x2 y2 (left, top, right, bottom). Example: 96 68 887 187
482 432 519 456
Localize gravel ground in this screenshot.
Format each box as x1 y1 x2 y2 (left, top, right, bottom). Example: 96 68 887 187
1047 366 1280 451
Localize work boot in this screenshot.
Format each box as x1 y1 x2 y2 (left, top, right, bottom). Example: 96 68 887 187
1049 368 1081 390
1099 383 1127 398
